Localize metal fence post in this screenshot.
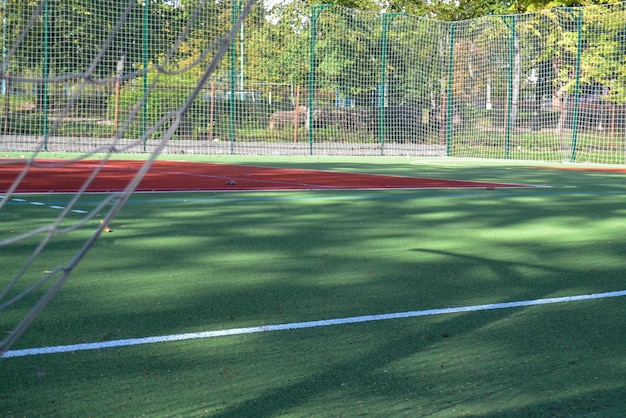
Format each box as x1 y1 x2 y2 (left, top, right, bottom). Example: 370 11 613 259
229 0 243 153
308 4 332 156
142 0 149 151
569 9 583 162
42 0 49 151
446 22 455 157
380 12 404 156
504 15 516 159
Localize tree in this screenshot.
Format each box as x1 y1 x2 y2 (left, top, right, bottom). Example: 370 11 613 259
3 0 188 80
244 0 311 89
383 0 624 20
313 6 381 105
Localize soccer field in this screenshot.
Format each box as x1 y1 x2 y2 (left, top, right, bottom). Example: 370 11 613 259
2 156 626 416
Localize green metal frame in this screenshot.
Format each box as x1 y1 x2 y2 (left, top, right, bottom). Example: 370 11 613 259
446 23 455 157
142 0 149 151
42 0 49 151
503 15 516 159
308 4 332 156
569 9 583 162
379 12 404 156
229 0 244 153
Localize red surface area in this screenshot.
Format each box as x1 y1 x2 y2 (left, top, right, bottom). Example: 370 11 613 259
1 159 524 193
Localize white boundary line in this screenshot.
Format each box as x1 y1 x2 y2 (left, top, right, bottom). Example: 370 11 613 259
4 289 626 358
2 196 88 214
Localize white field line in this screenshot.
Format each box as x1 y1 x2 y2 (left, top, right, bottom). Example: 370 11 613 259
4 290 626 358
3 196 88 214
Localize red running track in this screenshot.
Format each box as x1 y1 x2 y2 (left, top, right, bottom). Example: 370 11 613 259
0 159 526 193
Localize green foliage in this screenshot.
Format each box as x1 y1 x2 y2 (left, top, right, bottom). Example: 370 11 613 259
245 0 311 86
1 1 216 79
111 71 197 138
315 8 380 101
577 4 626 103
3 110 44 135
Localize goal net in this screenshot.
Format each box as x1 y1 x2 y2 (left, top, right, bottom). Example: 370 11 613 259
0 0 255 357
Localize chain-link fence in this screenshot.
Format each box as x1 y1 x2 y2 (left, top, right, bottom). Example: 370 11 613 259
1 1 624 163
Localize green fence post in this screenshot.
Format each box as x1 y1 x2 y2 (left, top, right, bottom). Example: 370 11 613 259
2 0 6 96
504 15 516 159
42 0 49 151
308 4 332 156
142 0 149 151
445 22 455 156
380 12 404 156
229 0 243 154
569 9 583 162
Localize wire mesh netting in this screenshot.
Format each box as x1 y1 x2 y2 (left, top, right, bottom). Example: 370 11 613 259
1 1 625 162
0 0 255 357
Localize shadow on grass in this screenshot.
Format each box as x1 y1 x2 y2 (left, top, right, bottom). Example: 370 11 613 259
3 163 626 416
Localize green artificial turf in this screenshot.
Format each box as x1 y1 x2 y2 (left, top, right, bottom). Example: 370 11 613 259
2 156 626 417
